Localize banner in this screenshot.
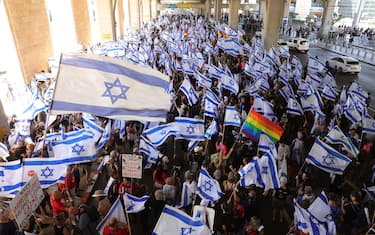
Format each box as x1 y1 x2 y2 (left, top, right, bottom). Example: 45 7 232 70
122 154 142 179
10 175 44 227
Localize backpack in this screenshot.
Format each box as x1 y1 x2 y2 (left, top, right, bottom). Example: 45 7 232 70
86 206 100 222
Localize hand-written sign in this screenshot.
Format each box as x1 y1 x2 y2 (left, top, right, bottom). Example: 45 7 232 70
10 175 44 227
122 154 142 179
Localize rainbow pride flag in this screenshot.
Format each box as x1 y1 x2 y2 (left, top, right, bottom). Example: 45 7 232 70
242 109 284 143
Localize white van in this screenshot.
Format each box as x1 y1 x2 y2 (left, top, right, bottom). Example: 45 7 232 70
287 38 309 53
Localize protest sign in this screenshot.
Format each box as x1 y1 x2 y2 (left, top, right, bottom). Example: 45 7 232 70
122 154 143 179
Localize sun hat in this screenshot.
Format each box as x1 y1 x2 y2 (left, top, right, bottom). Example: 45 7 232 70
92 189 107 197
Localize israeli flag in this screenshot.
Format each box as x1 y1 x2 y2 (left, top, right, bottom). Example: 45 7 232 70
197 167 224 202
44 81 55 104
51 134 97 164
308 56 326 73
239 160 263 187
204 92 219 118
196 72 212 89
321 85 338 101
221 67 239 94
206 64 223 80
0 160 23 194
50 54 170 122
363 115 375 134
279 46 290 58
123 193 150 213
297 80 315 97
82 113 104 143
258 151 280 190
294 200 330 235
97 120 111 150
139 136 159 164
180 78 199 106
143 123 178 146
14 119 32 141
258 132 278 157
174 117 205 141
152 205 211 235
113 119 126 139
306 138 352 175
97 196 127 235
0 143 9 162
20 96 48 120
205 119 219 140
279 84 295 102
287 97 303 116
308 191 337 235
325 126 359 158
179 180 197 208
224 106 241 127
344 95 362 123
348 81 368 101
278 65 289 85
252 95 277 121
23 157 68 188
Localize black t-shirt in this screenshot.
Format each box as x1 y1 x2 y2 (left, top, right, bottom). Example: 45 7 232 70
275 187 290 200
0 221 17 235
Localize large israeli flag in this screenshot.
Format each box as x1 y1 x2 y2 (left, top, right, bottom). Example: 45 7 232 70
325 126 359 158
139 135 159 164
0 160 23 195
97 196 127 235
180 78 199 106
174 117 205 141
204 94 219 118
50 54 170 122
51 133 97 164
23 157 68 188
152 205 210 235
258 151 280 190
308 56 326 73
321 85 338 102
224 106 241 127
294 201 329 235
123 193 150 213
197 167 224 202
143 123 178 146
306 138 352 175
344 95 362 123
221 72 239 94
239 160 263 187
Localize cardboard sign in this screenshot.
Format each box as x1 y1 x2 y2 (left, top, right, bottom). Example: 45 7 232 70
10 175 44 226
122 154 143 179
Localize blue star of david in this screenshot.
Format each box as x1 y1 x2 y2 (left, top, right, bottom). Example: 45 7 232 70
72 144 85 155
262 166 268 175
203 180 213 192
372 122 375 128
292 101 297 107
40 166 54 179
127 200 135 211
22 125 29 133
322 154 335 166
233 114 240 122
186 125 195 134
348 105 355 111
181 227 195 235
229 79 235 85
324 214 333 221
102 78 129 104
189 88 195 96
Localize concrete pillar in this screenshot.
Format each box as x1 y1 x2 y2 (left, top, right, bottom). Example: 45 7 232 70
214 0 222 22
142 0 152 23
283 0 291 18
205 0 211 19
3 0 53 84
71 0 92 48
228 0 240 29
118 0 125 38
129 0 141 30
262 0 285 50
352 0 365 27
150 0 157 20
318 0 337 39
97 0 115 41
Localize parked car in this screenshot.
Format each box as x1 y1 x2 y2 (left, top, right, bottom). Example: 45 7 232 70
325 56 361 74
287 38 309 52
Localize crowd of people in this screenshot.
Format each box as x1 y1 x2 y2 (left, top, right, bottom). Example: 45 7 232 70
1 12 375 235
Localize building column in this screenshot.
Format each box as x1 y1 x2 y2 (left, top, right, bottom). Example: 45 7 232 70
318 0 337 39
96 0 115 41
205 0 211 19
352 0 365 27
228 0 240 29
150 0 157 20
214 0 222 22
129 0 141 30
71 0 92 48
283 0 290 18
262 0 285 50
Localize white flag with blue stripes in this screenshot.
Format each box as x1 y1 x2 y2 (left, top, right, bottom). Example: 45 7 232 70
139 136 159 164
287 97 303 116
205 119 219 140
174 117 205 141
197 167 224 202
123 193 150 213
143 123 178 146
258 151 280 190
239 160 262 187
0 143 9 161
50 54 170 122
97 196 127 235
294 200 330 235
321 85 338 102
23 157 68 188
196 72 212 89
82 113 104 143
97 120 112 150
306 138 352 175
204 92 219 118
20 96 48 120
51 133 97 164
308 191 337 235
308 56 326 73
258 132 278 157
224 106 241 127
0 160 23 195
325 126 359 158
363 115 375 134
179 181 197 208
152 205 210 235
344 95 362 123
221 69 239 94
180 78 199 106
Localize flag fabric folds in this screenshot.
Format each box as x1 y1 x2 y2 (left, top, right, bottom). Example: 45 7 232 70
180 78 199 106
257 151 280 190
241 109 284 143
224 106 241 127
174 117 205 141
123 193 150 213
197 167 224 202
97 120 112 150
143 123 178 146
50 53 170 122
325 126 359 158
0 143 9 162
306 138 352 175
205 119 219 140
139 136 159 164
179 180 197 208
97 196 127 234
0 160 23 195
152 205 211 235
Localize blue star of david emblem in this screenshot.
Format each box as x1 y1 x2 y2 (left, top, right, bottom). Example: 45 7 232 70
102 78 129 104
229 79 235 85
189 88 195 95
72 144 85 155
40 166 54 179
126 200 135 211
262 166 268 175
322 154 335 166
233 114 240 122
203 180 213 192
348 105 355 111
181 227 195 235
372 122 375 128
22 125 29 133
186 125 195 134
292 101 297 107
324 214 333 221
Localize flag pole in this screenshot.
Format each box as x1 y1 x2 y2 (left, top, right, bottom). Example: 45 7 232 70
124 197 133 235
296 160 306 177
